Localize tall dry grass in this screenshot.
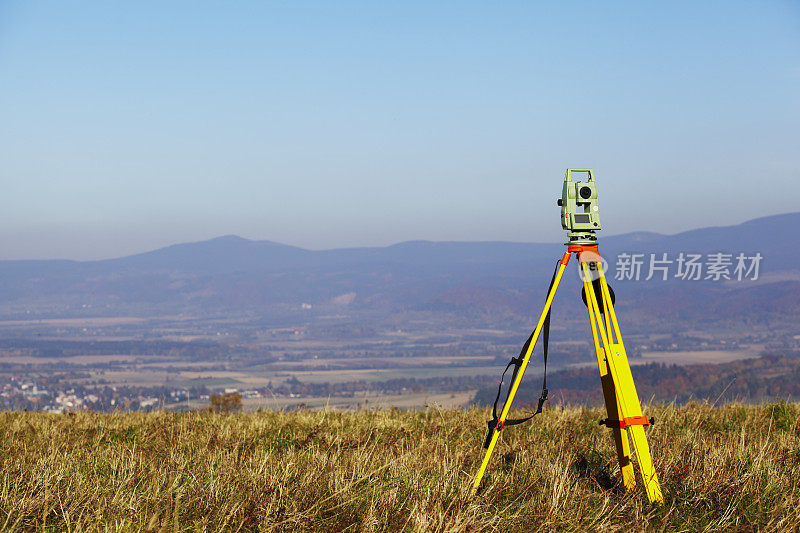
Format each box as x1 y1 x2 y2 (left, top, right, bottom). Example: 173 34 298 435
0 402 797 531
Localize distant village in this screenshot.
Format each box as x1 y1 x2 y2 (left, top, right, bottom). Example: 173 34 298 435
0 376 269 413
0 372 499 413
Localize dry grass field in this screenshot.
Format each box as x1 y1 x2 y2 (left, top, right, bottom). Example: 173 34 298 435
237 391 477 412
0 402 797 531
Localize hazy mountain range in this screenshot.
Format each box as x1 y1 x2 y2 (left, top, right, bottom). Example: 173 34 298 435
0 212 798 326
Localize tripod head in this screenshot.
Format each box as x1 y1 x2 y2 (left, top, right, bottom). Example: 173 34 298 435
557 169 600 244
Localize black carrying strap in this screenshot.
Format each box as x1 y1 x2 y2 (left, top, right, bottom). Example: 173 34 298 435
483 261 558 448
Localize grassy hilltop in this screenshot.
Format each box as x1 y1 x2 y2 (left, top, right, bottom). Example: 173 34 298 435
0 404 798 531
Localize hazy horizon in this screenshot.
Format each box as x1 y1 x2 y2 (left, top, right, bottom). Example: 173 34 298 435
2 1 798 260
0 209 793 262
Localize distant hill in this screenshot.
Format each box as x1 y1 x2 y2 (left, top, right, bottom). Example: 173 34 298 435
0 212 796 326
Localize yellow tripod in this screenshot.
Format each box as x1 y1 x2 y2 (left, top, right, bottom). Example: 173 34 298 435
470 245 663 504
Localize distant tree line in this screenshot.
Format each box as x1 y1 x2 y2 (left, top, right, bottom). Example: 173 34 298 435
268 375 497 398
473 351 800 407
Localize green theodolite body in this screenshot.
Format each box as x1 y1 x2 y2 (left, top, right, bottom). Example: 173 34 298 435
558 168 600 243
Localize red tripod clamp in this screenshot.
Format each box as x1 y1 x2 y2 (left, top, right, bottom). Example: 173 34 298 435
599 416 655 429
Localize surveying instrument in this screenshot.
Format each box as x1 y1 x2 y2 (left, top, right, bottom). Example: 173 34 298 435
470 169 663 504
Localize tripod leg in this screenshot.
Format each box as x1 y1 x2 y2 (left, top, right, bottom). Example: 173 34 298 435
470 252 571 496
582 262 663 504
583 279 636 491
600 373 636 490
596 268 662 504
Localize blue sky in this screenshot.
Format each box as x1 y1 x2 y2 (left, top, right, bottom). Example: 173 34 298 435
1 1 798 259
